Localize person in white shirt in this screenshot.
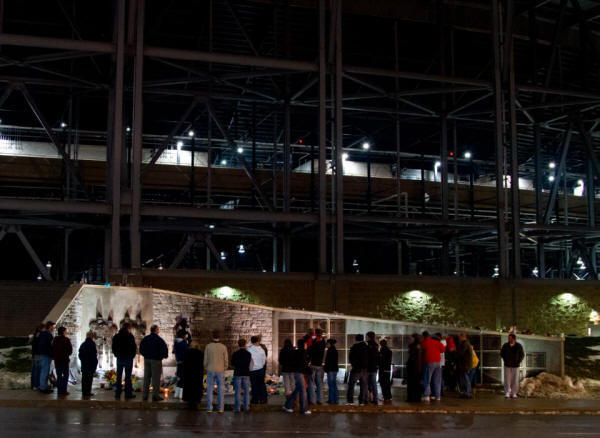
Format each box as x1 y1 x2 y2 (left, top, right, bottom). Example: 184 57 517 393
247 336 267 404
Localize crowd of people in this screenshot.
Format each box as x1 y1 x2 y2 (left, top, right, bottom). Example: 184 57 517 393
30 321 526 413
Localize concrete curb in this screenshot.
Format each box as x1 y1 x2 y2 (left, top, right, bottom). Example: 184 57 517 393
1 399 600 415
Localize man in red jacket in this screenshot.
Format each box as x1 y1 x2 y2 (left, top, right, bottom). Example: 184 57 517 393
420 331 446 402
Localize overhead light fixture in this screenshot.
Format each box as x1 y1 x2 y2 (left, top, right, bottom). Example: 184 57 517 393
342 152 349 160
221 159 227 165
435 161 441 168
60 122 67 128
548 162 556 169
45 261 52 269
548 175 555 182
126 126 131 132
362 142 370 150
157 263 164 271
237 147 244 154
238 244 245 254
208 224 215 229
220 251 227 260
464 151 472 159
578 179 584 185
177 141 183 150
37 274 42 281
188 130 194 137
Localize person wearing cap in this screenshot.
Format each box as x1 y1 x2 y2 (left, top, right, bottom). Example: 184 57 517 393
52 326 73 395
324 338 339 404
38 321 55 394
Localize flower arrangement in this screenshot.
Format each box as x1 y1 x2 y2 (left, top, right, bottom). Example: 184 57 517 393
104 369 117 386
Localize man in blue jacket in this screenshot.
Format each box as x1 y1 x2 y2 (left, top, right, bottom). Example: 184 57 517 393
140 324 168 402
38 321 55 394
112 322 138 400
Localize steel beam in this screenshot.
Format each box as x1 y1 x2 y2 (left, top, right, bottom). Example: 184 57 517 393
13 226 52 281
203 234 229 271
169 234 196 269
111 0 125 271
0 33 114 53
130 0 145 270
335 0 344 274
318 0 327 274
543 128 572 224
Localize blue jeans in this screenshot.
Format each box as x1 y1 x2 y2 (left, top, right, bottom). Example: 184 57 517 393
206 371 224 411
459 371 472 397
55 363 69 394
284 372 308 413
116 358 134 397
31 355 42 389
308 366 324 404
38 355 52 391
326 371 338 404
233 375 250 411
347 369 368 404
422 362 442 398
368 372 379 403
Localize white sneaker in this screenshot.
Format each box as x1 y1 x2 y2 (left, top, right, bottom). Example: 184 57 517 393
303 410 312 415
511 394 518 399
505 392 510 398
283 407 294 413
434 397 441 401
421 396 430 402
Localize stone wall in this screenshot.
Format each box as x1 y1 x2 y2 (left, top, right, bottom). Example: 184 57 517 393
152 291 275 371
123 271 600 336
56 294 82 368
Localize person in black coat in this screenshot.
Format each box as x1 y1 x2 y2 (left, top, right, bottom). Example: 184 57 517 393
182 340 204 409
78 331 98 397
347 334 369 405
278 339 295 397
112 322 138 399
379 339 393 403
324 339 339 404
406 333 423 402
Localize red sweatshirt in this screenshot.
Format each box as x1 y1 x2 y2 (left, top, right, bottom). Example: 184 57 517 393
421 337 446 364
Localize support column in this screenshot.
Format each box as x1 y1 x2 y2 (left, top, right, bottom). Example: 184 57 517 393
492 0 508 278
318 0 327 274
335 0 344 273
110 0 125 271
587 161 596 226
63 228 70 281
130 0 145 269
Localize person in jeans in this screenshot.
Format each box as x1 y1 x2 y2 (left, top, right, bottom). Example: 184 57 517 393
140 325 168 402
324 338 339 404
456 333 474 399
173 329 189 400
501 333 525 398
112 322 137 400
379 339 393 404
78 331 98 397
38 321 54 394
52 326 72 396
420 331 446 402
307 328 326 405
283 338 311 415
346 334 369 406
203 330 228 413
247 335 267 404
365 331 380 405
278 339 295 397
30 324 44 390
231 338 252 412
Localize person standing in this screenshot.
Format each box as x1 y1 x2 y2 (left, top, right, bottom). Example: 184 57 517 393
324 338 339 404
406 333 423 402
78 331 98 397
379 339 393 404
30 324 44 390
346 334 369 406
420 331 446 402
283 338 311 415
307 328 326 405
182 340 204 409
38 321 54 394
140 325 168 402
278 339 295 397
456 333 474 399
365 331 380 405
173 329 189 400
112 322 138 400
501 333 525 398
248 336 267 404
204 330 228 413
52 326 72 396
231 338 252 412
